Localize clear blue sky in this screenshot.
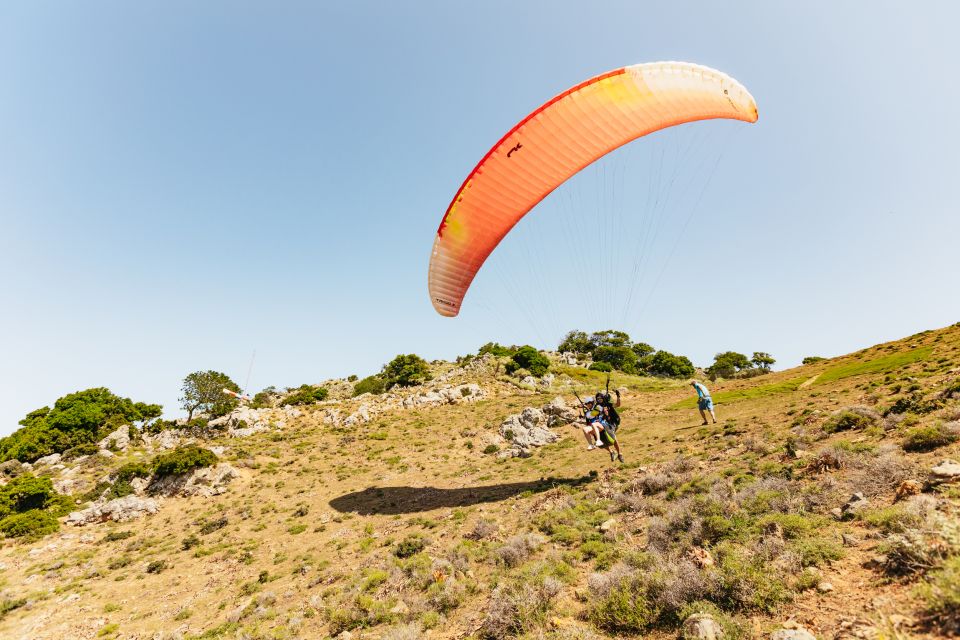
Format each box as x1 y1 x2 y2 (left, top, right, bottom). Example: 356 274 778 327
2 1 959 434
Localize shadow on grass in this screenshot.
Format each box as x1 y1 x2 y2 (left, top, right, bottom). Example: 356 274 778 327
329 474 595 515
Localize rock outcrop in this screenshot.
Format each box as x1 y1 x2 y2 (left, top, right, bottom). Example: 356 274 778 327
97 425 131 451
67 495 159 525
496 397 577 458
147 463 239 498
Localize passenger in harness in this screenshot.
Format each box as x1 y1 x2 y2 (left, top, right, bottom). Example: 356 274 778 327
595 390 624 463
579 397 605 450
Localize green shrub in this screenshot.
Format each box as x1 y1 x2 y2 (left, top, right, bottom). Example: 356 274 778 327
0 473 58 518
248 387 277 409
588 573 659 633
280 385 329 406
0 388 161 463
902 424 959 452
792 537 843 567
383 354 432 388
478 342 516 357
506 346 550 377
715 543 792 612
589 361 613 373
483 444 499 455
102 530 134 543
353 375 386 396
200 516 228 535
802 356 825 365
62 443 99 460
642 350 695 378
394 534 427 558
146 559 167 574
152 446 218 477
823 408 877 433
0 597 27 620
593 345 637 373
0 509 59 539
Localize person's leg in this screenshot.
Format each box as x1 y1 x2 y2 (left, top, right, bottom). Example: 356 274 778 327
707 399 717 423
698 405 708 425
591 424 602 445
613 439 624 462
581 426 596 449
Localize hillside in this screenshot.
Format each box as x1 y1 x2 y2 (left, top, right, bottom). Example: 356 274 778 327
1 324 960 640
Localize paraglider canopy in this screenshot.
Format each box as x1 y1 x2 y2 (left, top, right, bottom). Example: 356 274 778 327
428 61 758 317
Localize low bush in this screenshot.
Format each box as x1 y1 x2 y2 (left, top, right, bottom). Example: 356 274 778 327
496 533 544 567
589 362 613 373
152 446 218 477
482 575 562 638
62 443 99 460
823 407 878 433
0 509 59 539
394 534 427 558
353 375 387 396
200 516 228 535
0 473 58 517
146 559 167 573
902 423 960 452
505 346 550 377
383 354 432 389
280 385 329 406
0 597 27 620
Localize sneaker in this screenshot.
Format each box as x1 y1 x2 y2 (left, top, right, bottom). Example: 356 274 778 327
609 450 616 462
617 454 625 463
587 445 595 451
595 439 603 446
701 421 709 426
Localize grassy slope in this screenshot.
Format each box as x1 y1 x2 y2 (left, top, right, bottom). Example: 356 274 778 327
0 324 958 639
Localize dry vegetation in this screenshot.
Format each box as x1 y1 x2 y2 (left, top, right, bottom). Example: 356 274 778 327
1 324 960 639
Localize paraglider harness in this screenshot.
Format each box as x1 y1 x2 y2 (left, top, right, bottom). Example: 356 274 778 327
574 390 617 447
598 375 621 433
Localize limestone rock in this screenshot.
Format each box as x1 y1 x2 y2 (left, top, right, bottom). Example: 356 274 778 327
97 425 131 451
929 459 960 484
770 625 816 640
148 463 239 498
35 453 63 466
542 396 577 427
67 495 159 525
208 407 272 437
841 492 869 519
148 430 182 450
682 613 723 640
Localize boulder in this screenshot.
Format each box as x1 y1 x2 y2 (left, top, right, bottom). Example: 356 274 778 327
209 407 272 438
67 495 159 525
148 430 182 451
841 492 869 519
0 459 24 478
542 396 577 427
929 459 960 485
97 425 131 451
682 613 723 640
35 453 63 466
770 627 816 640
148 463 239 498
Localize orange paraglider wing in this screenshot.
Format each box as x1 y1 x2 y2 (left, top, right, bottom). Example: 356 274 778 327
428 62 758 317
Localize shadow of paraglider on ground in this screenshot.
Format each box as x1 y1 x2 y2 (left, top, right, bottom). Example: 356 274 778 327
329 474 595 515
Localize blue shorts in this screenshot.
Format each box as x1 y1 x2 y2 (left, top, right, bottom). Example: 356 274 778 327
698 397 714 411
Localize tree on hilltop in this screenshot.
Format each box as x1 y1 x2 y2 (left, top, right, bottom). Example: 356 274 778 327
180 371 240 421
